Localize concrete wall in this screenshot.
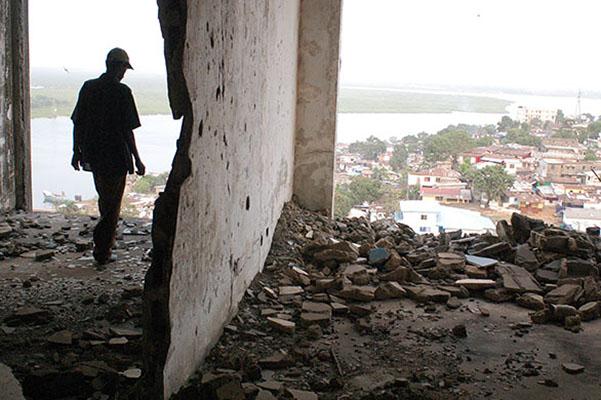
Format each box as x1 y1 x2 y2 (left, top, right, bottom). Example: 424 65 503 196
293 0 342 215
144 1 342 398
0 0 31 211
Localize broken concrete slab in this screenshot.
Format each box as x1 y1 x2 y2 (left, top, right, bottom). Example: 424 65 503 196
286 388 318 400
266 318 296 334
465 254 498 268
278 286 304 296
562 363 585 374
436 252 465 271
545 284 583 305
517 293 545 310
47 330 73 345
455 279 496 291
374 282 406 299
496 263 542 294
0 363 25 400
368 247 391 267
300 312 330 327
337 286 376 302
579 302 599 321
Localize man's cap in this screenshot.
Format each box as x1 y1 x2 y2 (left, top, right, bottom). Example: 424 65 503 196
106 48 133 69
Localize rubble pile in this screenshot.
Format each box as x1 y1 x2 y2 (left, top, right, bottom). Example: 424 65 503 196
0 213 150 400
182 203 601 400
269 206 601 333
0 213 150 263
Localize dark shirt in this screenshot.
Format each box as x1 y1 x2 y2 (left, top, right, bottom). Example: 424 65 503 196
71 73 141 176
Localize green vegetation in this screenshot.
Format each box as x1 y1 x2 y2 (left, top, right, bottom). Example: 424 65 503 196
338 88 511 114
390 143 408 171
30 68 171 118
585 149 598 161
348 135 387 161
132 172 169 194
470 165 514 206
335 176 385 218
423 129 474 163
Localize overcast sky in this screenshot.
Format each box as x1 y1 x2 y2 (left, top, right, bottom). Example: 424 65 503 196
30 0 601 91
29 0 166 75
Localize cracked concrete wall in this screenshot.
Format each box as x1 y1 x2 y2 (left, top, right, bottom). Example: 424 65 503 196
0 0 31 211
293 0 342 215
146 1 301 398
145 1 343 398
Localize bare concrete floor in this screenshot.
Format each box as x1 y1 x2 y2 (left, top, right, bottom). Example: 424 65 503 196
0 212 150 399
192 268 601 400
1 210 601 399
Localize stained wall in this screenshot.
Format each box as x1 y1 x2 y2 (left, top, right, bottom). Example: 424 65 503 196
144 1 343 398
0 0 31 211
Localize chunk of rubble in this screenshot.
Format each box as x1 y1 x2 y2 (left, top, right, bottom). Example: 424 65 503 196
285 388 319 400
465 254 498 268
380 266 421 283
337 286 376 302
267 317 295 334
517 293 545 310
0 363 25 400
579 302 599 321
496 263 542 294
405 286 451 303
368 247 391 267
436 252 465 271
374 282 406 299
4 307 52 326
455 279 496 291
544 284 583 305
278 286 304 296
561 363 585 374
47 330 73 345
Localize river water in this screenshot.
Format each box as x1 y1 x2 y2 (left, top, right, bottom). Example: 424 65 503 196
31 90 601 209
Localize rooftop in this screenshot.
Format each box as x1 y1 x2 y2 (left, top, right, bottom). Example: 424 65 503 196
564 207 601 221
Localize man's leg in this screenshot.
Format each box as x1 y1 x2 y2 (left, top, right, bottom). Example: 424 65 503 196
92 173 126 263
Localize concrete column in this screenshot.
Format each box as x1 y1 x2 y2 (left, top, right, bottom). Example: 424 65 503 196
0 0 32 211
11 0 32 211
293 0 342 216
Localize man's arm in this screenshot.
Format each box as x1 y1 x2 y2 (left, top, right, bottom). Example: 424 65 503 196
71 124 84 170
126 130 145 176
71 83 87 171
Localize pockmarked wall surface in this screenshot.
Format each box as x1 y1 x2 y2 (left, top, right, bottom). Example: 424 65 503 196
162 1 300 397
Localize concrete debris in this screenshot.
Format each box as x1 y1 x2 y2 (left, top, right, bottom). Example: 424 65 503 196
4 205 601 399
561 363 585 374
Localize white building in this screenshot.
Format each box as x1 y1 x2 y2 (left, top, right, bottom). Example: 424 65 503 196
515 106 557 123
407 167 463 189
395 200 495 235
563 207 601 232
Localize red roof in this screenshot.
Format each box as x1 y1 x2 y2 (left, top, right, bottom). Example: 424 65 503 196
421 187 462 196
412 167 461 178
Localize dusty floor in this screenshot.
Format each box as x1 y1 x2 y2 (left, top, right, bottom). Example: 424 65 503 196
0 209 600 399
0 212 150 399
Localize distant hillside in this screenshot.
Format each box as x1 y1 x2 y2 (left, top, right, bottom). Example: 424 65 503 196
30 69 513 118
30 68 171 118
338 88 511 114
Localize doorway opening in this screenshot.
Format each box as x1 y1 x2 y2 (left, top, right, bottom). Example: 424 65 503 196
334 0 601 234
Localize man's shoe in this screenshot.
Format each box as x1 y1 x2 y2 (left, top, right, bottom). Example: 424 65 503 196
95 254 117 266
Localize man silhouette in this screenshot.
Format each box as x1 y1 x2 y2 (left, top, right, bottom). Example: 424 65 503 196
71 48 145 265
